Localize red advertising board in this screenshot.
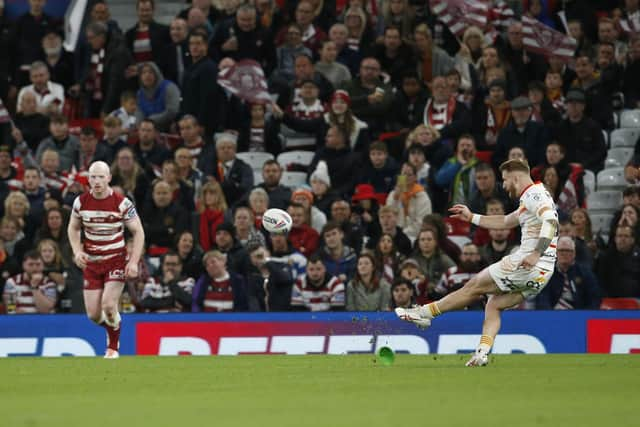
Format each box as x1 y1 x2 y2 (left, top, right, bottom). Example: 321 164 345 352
587 320 640 354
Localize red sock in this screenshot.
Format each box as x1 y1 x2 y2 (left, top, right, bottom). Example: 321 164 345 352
99 321 121 351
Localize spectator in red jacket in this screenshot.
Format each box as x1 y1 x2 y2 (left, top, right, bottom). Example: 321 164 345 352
287 202 319 257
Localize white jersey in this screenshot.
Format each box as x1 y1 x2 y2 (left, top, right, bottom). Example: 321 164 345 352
514 182 558 268
489 182 558 297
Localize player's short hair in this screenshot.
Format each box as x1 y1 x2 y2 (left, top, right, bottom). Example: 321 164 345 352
499 159 530 175
369 141 387 153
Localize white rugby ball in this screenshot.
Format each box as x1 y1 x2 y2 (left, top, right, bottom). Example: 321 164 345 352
262 208 293 233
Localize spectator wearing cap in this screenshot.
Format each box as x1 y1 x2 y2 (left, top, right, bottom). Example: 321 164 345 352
213 221 250 274
357 141 399 195
124 0 170 66
40 27 73 88
181 30 220 137
422 75 472 141
292 188 326 233
8 0 62 88
278 89 370 153
528 80 562 133
536 236 601 310
214 132 254 207
472 78 510 150
310 160 340 217
351 183 379 238
340 57 394 135
493 96 550 170
285 79 326 119
554 89 607 172
386 162 432 242
308 126 361 197
192 250 249 312
17 61 64 114
571 52 614 130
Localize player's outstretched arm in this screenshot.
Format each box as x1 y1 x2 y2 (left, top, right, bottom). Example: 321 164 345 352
448 205 519 230
125 216 145 278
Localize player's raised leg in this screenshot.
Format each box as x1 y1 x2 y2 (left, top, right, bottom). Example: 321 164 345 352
395 268 500 326
466 292 524 367
102 281 124 358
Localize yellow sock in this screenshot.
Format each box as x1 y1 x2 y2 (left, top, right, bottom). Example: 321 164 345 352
478 335 494 353
427 302 441 318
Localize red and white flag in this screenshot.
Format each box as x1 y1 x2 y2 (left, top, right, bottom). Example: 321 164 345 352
429 0 488 36
521 15 577 61
217 59 272 104
490 0 515 29
0 97 10 125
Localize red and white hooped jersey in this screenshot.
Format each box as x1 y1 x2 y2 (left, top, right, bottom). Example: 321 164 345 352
71 189 138 262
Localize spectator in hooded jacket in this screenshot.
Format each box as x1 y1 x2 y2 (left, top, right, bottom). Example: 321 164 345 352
135 62 180 132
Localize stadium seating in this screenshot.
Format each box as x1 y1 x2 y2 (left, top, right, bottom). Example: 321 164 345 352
589 213 614 235
583 169 596 196
253 171 264 185
619 109 640 128
609 128 640 148
236 152 275 171
587 190 623 214
280 171 308 188
596 167 627 191
604 147 634 168
277 150 315 169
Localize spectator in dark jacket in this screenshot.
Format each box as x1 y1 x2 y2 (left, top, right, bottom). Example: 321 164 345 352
596 225 640 298
213 132 254 207
390 71 430 136
181 29 220 138
246 244 294 311
75 21 133 116
572 52 614 130
553 89 607 172
357 141 399 195
623 36 640 109
139 252 194 312
209 4 275 73
493 96 550 170
142 180 190 253
422 75 472 142
192 250 249 312
161 18 191 88
369 26 416 86
535 237 601 309
124 0 170 65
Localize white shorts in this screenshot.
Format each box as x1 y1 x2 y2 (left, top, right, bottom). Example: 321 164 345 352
488 253 554 298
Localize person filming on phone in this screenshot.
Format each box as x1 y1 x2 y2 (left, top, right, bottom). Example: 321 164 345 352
385 163 432 242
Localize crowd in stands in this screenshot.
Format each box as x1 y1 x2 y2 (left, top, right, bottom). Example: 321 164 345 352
0 0 639 314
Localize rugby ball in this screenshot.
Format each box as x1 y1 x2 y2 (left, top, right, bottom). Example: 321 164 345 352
262 208 293 234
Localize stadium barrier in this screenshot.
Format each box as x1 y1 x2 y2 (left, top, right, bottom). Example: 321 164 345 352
0 311 638 357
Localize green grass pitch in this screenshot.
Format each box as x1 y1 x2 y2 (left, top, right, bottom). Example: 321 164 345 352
1 355 638 427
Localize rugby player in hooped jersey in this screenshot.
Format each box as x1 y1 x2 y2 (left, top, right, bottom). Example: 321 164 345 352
396 159 559 367
67 161 145 359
